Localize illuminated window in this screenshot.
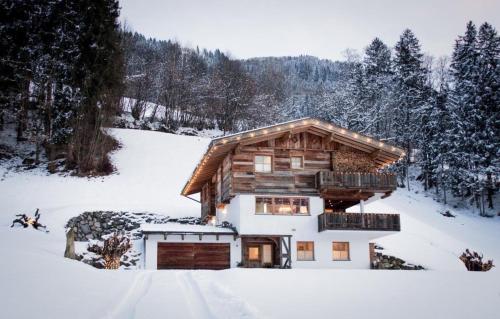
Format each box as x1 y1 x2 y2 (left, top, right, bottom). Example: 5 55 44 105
292 198 309 215
256 197 273 214
291 156 303 169
297 241 314 261
255 155 272 173
248 247 260 261
332 242 350 261
255 197 309 215
273 197 292 214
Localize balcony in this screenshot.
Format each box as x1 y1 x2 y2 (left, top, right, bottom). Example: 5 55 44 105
316 171 397 194
318 212 400 232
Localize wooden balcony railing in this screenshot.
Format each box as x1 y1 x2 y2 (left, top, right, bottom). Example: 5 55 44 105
318 212 400 232
316 171 397 192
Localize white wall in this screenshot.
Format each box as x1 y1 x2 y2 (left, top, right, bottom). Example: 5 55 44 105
217 194 396 269
144 234 241 270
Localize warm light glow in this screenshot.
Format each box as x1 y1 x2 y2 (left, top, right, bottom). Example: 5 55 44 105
391 147 396 151
379 142 383 147
340 129 346 134
277 127 281 131
353 133 358 138
290 124 295 128
315 120 320 124
328 125 333 129
237 136 241 140
209 216 216 226
250 133 255 137
263 129 268 134
222 139 227 144
366 138 371 142
303 120 308 124
401 152 406 156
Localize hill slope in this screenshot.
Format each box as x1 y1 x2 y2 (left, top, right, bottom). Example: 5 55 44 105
0 128 499 319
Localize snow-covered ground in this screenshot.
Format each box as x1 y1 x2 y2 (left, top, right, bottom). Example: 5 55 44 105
1 128 499 319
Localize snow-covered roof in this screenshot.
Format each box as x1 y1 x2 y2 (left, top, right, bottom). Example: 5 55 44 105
141 223 236 234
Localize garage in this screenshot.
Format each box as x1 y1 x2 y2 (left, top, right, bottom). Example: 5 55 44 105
157 243 230 270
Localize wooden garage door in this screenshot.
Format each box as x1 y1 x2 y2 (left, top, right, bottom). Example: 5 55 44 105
157 243 230 270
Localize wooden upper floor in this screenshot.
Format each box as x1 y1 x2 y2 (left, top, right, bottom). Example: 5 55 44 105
181 118 405 218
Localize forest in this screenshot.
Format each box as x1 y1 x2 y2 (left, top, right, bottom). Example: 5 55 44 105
0 0 498 214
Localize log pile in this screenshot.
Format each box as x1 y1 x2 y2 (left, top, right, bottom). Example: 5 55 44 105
459 249 494 271
333 147 377 172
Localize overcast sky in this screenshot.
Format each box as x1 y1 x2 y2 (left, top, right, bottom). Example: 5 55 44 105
120 0 500 61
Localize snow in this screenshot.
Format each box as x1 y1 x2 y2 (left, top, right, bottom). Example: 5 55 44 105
140 223 235 233
1 128 499 319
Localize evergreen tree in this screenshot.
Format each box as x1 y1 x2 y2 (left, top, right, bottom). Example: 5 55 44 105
474 23 499 209
392 29 430 188
363 38 393 138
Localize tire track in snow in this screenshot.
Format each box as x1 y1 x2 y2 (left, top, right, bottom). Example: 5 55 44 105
190 272 264 319
176 271 216 319
105 271 153 319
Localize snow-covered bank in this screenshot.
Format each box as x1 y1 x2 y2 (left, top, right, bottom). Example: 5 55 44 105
1 128 499 319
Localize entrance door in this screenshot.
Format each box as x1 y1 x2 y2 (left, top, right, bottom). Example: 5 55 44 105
262 244 273 264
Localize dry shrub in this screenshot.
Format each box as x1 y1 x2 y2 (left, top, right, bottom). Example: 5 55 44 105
88 232 131 269
459 249 494 271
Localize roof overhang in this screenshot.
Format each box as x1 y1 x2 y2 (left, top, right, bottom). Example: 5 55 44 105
181 118 405 196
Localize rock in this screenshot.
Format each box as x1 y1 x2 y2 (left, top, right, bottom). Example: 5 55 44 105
81 224 91 234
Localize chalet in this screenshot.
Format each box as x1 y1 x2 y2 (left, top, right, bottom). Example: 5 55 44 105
142 118 405 270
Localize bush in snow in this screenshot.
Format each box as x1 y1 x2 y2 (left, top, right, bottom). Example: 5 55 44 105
459 249 494 271
87 233 131 270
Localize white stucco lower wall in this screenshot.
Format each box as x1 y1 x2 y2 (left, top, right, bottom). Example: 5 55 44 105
144 234 241 270
216 194 397 269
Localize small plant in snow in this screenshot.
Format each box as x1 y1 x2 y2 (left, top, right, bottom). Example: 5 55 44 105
87 232 131 269
459 249 494 271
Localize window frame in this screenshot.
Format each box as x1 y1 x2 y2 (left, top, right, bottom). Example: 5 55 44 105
290 156 304 170
297 241 315 261
332 241 350 261
255 196 310 216
254 155 273 173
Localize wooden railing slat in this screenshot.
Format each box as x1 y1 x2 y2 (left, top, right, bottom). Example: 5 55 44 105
318 212 400 232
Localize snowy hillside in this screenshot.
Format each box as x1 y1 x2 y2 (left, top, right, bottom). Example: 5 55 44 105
1 128 499 319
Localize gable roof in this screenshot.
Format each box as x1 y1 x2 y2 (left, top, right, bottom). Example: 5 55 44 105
181 118 405 196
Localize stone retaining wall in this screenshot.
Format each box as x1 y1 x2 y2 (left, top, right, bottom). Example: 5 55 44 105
66 211 201 241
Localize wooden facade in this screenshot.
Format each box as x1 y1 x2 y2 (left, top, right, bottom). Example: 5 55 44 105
189 118 405 220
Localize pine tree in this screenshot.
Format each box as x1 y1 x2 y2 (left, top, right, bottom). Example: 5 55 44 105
474 23 499 209
363 38 393 138
447 22 479 198
392 29 430 188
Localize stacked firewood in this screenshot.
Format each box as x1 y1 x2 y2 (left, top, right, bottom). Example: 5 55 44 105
459 249 494 271
333 148 377 172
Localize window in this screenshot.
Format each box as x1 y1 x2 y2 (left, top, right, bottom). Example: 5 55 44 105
332 242 350 261
255 155 272 173
291 156 303 169
292 198 309 215
273 197 292 214
297 241 314 261
255 197 309 215
248 247 260 261
256 197 273 214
